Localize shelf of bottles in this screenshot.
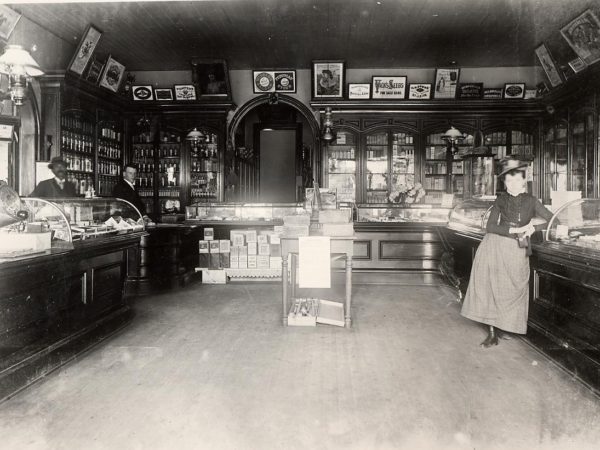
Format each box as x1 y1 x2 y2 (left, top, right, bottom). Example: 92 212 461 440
157 132 182 213
61 111 95 196
391 131 416 197
570 113 594 196
543 123 568 201
96 121 123 196
189 131 219 202
326 130 356 203
365 132 389 203
424 132 473 203
131 132 156 214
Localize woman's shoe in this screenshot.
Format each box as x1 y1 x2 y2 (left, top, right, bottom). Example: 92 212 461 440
480 326 499 348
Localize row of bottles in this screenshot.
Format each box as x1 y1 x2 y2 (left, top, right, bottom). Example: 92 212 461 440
67 173 94 196
159 144 181 157
136 175 154 188
65 154 93 173
191 187 217 199
159 174 178 187
191 159 217 172
98 176 119 196
329 147 355 160
138 188 154 197
98 142 122 159
61 114 94 135
62 130 95 154
158 188 180 197
98 160 121 176
99 126 121 142
137 162 156 173
133 145 155 158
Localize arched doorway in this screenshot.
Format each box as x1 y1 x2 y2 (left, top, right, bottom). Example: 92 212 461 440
226 94 320 202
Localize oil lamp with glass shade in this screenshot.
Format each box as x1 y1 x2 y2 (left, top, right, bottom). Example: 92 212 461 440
186 127 206 157
0 45 44 106
321 107 336 143
441 126 466 155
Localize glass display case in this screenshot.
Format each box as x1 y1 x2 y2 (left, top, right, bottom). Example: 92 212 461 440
543 121 569 201
447 199 495 234
189 130 220 203
461 149 496 199
326 130 357 203
356 205 451 223
546 198 600 250
185 203 305 222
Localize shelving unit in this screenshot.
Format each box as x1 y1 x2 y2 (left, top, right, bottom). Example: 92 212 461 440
131 134 156 214
96 120 123 196
543 122 568 201
189 131 219 202
326 130 357 203
60 111 95 196
157 133 183 214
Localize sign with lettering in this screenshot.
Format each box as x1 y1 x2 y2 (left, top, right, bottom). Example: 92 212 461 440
408 83 432 100
457 83 483 99
371 76 407 99
482 88 504 99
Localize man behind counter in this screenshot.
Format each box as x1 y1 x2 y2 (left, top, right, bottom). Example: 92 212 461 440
112 163 150 221
31 156 77 198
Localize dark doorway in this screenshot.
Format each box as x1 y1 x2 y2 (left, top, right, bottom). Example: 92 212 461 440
255 123 301 202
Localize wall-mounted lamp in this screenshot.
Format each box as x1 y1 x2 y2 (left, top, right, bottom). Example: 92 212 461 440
0 45 44 106
441 126 466 155
321 106 335 143
186 127 206 156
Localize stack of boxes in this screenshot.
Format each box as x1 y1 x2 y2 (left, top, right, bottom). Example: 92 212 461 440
198 228 231 269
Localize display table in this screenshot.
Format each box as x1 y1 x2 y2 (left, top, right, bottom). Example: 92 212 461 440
280 236 355 328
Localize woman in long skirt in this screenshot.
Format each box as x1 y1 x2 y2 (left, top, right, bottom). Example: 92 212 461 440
461 157 554 347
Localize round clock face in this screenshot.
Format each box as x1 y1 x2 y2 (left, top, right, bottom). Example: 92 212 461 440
255 72 274 92
133 86 152 100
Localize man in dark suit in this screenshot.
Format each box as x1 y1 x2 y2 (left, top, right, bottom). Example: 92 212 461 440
31 156 77 198
112 163 149 220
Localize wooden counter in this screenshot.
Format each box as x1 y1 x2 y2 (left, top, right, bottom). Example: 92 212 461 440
0 232 143 402
442 227 600 395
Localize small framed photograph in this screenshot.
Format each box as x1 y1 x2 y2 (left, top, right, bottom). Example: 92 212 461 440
191 58 232 99
154 88 174 101
67 24 102 76
568 57 587 73
408 83 432 100
433 68 460 99
312 60 345 99
535 43 563 87
482 88 503 99
348 83 371 99
524 89 538 99
504 83 526 99
457 83 483 99
84 58 104 84
253 71 275 93
560 9 600 66
371 76 407 99
98 55 125 93
0 5 21 41
132 85 154 101
174 85 197 101
275 71 296 93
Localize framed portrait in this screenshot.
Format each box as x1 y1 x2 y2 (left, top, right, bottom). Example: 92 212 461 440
482 88 503 99
191 58 231 99
174 85 197 101
408 83 432 100
0 5 21 41
84 58 104 85
132 85 154 101
348 83 371 99
457 83 483 99
560 9 600 66
371 76 407 99
568 57 587 73
433 68 460 99
535 43 563 87
67 24 103 76
98 55 125 93
312 60 345 99
154 88 174 101
504 83 526 99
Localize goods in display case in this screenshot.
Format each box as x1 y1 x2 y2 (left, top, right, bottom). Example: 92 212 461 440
326 130 356 203
546 198 600 250
356 204 451 223
61 111 95 196
185 202 304 222
131 133 155 214
158 131 182 214
189 130 219 202
447 199 495 234
461 147 496 199
543 122 568 201
96 120 123 196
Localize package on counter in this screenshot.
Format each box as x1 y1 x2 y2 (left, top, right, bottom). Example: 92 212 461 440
270 243 281 257
230 231 245 247
230 246 240 257
238 255 248 268
229 257 239 269
204 228 214 241
257 234 268 244
247 241 257 255
219 240 231 253
245 230 257 243
257 255 269 268
247 254 257 268
198 240 209 253
258 243 270 256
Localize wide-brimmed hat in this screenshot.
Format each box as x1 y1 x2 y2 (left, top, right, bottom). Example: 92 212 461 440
498 156 528 177
48 156 68 169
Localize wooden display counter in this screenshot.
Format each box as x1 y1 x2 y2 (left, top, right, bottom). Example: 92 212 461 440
442 227 600 395
0 233 142 402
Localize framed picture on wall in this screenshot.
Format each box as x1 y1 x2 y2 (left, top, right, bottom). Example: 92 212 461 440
371 76 407 99
408 83 432 100
275 71 296 93
174 84 197 100
191 58 232 100
132 85 154 101
312 60 345 99
457 83 483 99
253 71 275 93
67 24 103 76
568 57 587 73
560 9 600 66
98 55 125 93
154 88 174 101
0 5 21 41
535 43 564 87
433 68 460 98
85 58 104 84
503 83 526 99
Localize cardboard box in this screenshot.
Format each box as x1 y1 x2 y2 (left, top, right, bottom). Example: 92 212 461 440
220 253 230 268
230 246 240 257
247 255 257 268
238 256 248 269
270 243 281 257
269 233 281 245
198 240 209 253
219 240 231 253
209 253 220 269
202 269 226 284
0 231 52 254
204 228 214 241
270 257 282 269
245 230 257 243
209 241 220 253
238 245 248 256
257 255 269 268
230 257 239 269
257 235 268 244
231 231 245 247
258 243 270 256
247 242 257 255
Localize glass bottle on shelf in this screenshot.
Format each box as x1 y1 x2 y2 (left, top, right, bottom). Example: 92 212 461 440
326 130 357 203
365 131 389 203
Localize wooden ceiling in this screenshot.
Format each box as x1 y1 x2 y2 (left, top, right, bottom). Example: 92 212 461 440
8 0 598 71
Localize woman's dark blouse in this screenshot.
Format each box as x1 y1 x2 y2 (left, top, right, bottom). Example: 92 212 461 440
486 192 554 237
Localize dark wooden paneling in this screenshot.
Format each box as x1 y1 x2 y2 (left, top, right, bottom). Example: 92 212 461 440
379 241 443 260
353 240 371 260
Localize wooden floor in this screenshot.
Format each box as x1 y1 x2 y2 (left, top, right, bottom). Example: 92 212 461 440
1 280 600 450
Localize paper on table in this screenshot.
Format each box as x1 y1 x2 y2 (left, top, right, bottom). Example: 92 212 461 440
298 236 331 288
